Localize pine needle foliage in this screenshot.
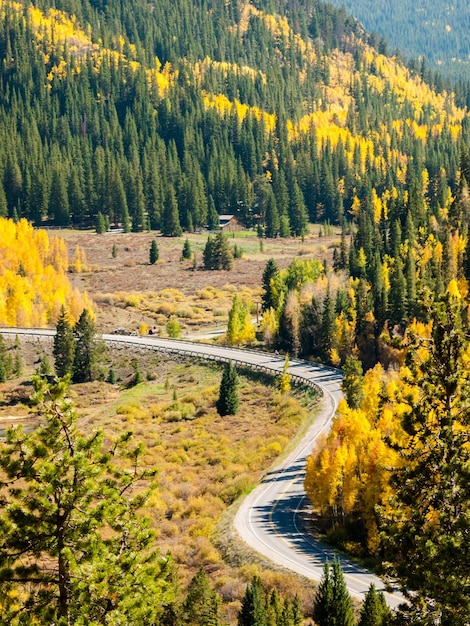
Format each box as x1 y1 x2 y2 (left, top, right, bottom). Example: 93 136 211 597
0 376 175 625
216 361 239 416
53 305 75 378
382 290 470 624
312 558 355 626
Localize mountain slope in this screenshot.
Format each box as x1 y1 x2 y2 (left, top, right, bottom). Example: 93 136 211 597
325 0 470 80
0 0 468 238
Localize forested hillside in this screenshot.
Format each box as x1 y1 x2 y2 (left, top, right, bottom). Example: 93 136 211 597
0 0 469 237
326 0 470 82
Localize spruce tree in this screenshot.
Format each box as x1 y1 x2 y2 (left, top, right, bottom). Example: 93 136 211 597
183 566 220 626
149 239 159 264
207 195 219 231
264 190 280 238
182 238 192 259
72 309 99 383
216 361 239 416
49 168 70 227
214 232 233 270
279 214 291 238
95 212 106 234
313 558 354 626
382 290 470 623
312 560 334 626
203 233 233 270
53 306 75 378
162 185 182 237
341 355 364 409
203 236 215 269
288 179 308 237
0 334 11 381
358 584 392 626
261 258 280 312
238 576 266 626
320 287 335 361
331 557 355 626
0 377 174 624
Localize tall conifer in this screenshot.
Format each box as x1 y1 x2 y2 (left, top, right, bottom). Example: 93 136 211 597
216 361 239 416
53 306 75 378
72 309 98 383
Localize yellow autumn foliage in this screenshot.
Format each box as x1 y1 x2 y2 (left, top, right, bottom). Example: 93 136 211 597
0 218 92 327
0 0 174 95
305 363 404 554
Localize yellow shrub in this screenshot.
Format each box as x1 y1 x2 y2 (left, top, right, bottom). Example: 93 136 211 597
158 288 185 301
124 294 141 308
174 306 195 318
155 302 175 316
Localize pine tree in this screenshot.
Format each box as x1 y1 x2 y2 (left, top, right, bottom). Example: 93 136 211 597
238 576 266 626
53 306 75 378
382 290 470 624
312 558 354 626
72 309 99 383
149 239 159 264
341 355 364 409
0 377 174 624
182 238 192 259
162 185 182 237
358 584 392 626
183 566 220 626
216 361 239 416
261 258 280 312
312 560 334 626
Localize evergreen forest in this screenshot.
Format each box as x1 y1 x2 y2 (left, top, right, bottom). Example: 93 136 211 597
2 0 470 239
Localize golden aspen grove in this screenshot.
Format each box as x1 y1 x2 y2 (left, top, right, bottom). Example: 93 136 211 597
0 218 92 326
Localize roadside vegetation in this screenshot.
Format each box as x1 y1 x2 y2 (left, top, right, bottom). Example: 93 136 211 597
0 336 321 623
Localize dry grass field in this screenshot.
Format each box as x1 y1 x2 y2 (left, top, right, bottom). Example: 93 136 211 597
61 227 339 336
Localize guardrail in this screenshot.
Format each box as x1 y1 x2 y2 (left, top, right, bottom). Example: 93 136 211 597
0 328 327 395
103 336 321 392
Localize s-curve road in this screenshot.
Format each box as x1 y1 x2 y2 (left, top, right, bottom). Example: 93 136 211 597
1 329 402 608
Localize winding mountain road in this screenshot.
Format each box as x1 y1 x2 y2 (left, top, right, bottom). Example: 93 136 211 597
1 328 402 608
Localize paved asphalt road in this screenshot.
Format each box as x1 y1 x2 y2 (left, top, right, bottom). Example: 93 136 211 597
1 329 403 608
